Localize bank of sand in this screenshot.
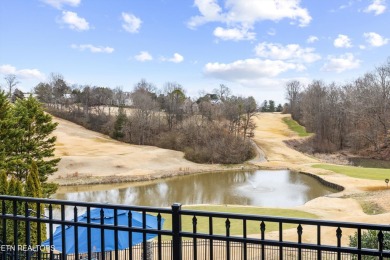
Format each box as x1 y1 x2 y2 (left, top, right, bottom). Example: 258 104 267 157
50 117 247 186
51 114 390 245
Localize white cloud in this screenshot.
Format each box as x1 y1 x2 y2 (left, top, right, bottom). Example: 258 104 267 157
364 0 386 15
60 11 89 31
359 45 366 50
189 0 312 28
188 0 222 28
307 35 319 43
135 51 153 62
170 53 184 63
254 42 321 63
363 32 389 47
0 64 45 80
322 53 361 73
71 44 114 53
213 27 255 41
204 58 305 81
121 12 142 33
333 34 353 48
41 0 80 9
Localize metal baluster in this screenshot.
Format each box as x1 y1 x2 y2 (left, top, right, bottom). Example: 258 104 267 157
74 207 79 260
336 227 342 260
13 200 18 260
1 200 6 260
128 211 133 260
317 225 321 260
378 230 384 260
142 210 147 260
243 219 247 260
157 213 162 260
25 202 31 260
87 206 91 260
192 215 197 260
100 208 105 260
297 224 303 260
171 203 182 260
357 228 361 260
60 205 66 260
226 218 230 260
48 204 53 260
209 217 213 260
114 208 119 260
37 202 42 260
279 222 283 260
260 221 265 260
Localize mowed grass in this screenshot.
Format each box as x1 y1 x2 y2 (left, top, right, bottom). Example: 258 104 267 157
282 117 310 137
312 164 390 181
158 205 317 239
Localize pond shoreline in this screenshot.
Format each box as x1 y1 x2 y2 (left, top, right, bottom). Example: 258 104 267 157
53 165 260 186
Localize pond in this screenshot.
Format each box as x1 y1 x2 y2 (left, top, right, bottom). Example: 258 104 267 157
55 170 337 208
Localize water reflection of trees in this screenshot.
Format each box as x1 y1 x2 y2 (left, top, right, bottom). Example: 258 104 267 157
58 171 336 207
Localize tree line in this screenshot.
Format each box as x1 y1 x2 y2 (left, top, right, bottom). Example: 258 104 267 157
261 100 284 113
285 58 390 156
34 75 257 164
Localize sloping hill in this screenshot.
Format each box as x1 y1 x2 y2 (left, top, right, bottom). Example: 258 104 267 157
51 117 225 185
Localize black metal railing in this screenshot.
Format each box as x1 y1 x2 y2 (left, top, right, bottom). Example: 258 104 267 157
1 195 390 260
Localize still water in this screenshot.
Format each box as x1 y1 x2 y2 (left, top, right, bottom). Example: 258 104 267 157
55 170 336 208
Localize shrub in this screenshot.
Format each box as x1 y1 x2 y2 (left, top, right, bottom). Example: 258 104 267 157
349 230 390 259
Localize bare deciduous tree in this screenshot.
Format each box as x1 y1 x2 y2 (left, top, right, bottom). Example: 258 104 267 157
4 74 19 99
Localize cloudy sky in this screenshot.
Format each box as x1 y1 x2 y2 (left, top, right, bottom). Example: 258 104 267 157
0 0 389 104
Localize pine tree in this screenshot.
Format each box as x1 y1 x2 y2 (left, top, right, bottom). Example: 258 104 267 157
112 105 127 139
29 161 42 198
268 100 275 112
24 162 46 243
3 96 60 196
0 91 12 169
5 178 26 245
0 170 8 242
0 170 8 194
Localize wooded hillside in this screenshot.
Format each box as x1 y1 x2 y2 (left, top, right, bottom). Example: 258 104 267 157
285 58 390 158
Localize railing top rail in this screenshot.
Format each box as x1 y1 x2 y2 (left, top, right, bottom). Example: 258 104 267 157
0 195 172 214
2 195 390 231
181 208 390 230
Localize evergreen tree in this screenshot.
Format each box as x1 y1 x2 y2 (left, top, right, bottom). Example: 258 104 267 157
0 170 7 194
276 104 283 112
0 170 8 242
24 162 46 245
112 105 127 139
6 178 26 245
0 91 12 167
261 100 268 112
268 100 275 112
3 96 60 196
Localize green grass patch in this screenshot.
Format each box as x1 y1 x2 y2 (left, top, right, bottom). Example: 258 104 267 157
358 201 386 215
158 205 317 239
282 117 310 137
312 164 390 181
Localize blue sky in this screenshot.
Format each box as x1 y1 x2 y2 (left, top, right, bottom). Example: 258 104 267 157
0 0 389 104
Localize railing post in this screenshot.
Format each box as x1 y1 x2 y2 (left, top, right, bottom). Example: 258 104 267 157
297 224 303 260
336 227 342 260
172 203 182 260
378 230 384 260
